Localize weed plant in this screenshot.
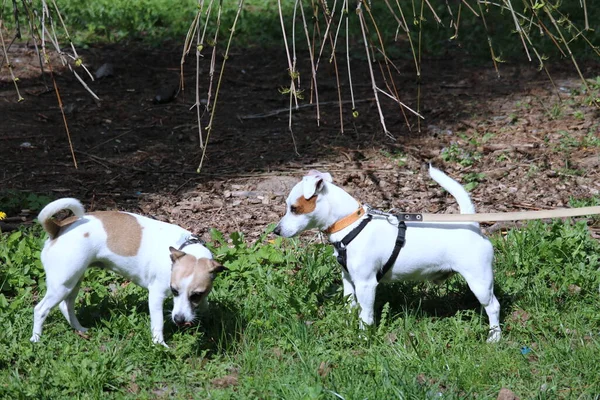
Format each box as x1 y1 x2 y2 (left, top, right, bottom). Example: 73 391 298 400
1 216 599 398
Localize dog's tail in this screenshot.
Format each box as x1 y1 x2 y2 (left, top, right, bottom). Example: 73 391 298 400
38 198 85 239
428 165 475 214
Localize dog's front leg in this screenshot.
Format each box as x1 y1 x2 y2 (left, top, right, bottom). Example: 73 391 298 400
148 286 168 347
341 270 357 308
354 279 378 327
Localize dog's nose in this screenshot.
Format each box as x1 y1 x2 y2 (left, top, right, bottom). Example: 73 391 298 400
173 314 186 326
273 225 281 236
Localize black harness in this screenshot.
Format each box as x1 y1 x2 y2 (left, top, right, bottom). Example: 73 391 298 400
332 212 407 282
178 235 205 250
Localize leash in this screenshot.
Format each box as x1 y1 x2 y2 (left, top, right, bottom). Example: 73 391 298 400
381 205 600 223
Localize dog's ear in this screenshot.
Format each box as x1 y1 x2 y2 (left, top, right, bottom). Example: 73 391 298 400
302 170 331 199
306 170 332 182
209 259 227 273
169 246 186 263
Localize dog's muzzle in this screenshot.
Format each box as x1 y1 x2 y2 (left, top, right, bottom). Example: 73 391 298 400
272 225 282 236
173 314 192 327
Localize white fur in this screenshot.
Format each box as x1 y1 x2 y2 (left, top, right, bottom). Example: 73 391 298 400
32 198 214 347
274 166 501 342
171 275 196 324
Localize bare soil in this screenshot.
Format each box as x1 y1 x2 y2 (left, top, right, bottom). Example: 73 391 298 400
1 42 599 240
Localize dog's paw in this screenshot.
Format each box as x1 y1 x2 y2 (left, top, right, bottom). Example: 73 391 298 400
30 334 40 343
152 337 169 348
486 326 502 343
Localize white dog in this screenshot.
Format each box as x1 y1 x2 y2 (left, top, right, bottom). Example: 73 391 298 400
274 166 501 342
32 198 225 346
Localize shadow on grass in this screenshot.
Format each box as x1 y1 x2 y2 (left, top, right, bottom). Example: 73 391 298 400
75 289 149 328
165 297 247 356
374 276 514 326
73 289 246 354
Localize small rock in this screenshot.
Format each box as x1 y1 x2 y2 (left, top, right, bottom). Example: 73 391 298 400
95 63 114 79
211 375 238 388
317 361 332 377
63 103 76 115
568 284 581 294
497 388 519 400
154 84 179 104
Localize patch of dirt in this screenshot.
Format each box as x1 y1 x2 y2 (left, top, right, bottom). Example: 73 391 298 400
1 42 599 241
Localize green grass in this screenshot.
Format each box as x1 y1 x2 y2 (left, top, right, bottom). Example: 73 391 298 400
1 216 600 398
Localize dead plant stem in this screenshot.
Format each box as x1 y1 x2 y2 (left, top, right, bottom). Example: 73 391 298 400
197 0 244 173
299 0 320 125
356 0 389 136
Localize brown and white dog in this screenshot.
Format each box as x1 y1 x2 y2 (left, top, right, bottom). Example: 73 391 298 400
31 198 225 347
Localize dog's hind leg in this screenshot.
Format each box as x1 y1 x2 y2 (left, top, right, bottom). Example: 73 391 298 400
483 295 501 343
31 285 81 342
31 262 87 343
58 278 88 333
460 269 501 343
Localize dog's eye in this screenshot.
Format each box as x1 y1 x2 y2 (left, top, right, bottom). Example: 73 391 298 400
171 287 179 297
189 291 205 303
290 205 298 214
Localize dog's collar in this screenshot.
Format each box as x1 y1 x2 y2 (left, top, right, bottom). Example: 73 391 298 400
324 205 366 235
178 235 205 251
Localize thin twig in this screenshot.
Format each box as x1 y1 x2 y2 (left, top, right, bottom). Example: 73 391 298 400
299 0 320 126
542 4 599 108
197 0 245 173
277 0 299 153
0 20 24 101
318 0 344 133
364 2 414 130
238 98 375 119
356 0 389 136
205 0 222 111
475 0 500 77
47 53 77 169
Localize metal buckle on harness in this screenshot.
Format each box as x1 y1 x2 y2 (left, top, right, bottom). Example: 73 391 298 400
178 235 205 250
365 204 400 225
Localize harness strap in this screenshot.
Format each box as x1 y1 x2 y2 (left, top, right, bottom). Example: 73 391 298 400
178 235 205 251
332 215 407 282
332 214 372 271
376 220 407 281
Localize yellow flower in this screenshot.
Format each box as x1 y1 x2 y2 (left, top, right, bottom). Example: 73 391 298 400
0 212 6 220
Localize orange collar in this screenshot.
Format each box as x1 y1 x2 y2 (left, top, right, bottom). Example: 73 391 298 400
324 205 365 234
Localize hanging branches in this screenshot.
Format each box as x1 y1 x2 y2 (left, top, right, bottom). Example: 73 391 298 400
1 0 597 173
0 0 100 168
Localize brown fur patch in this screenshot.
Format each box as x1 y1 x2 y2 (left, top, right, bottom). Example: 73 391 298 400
48 215 81 242
83 232 90 238
171 257 219 295
291 195 317 215
91 211 142 257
